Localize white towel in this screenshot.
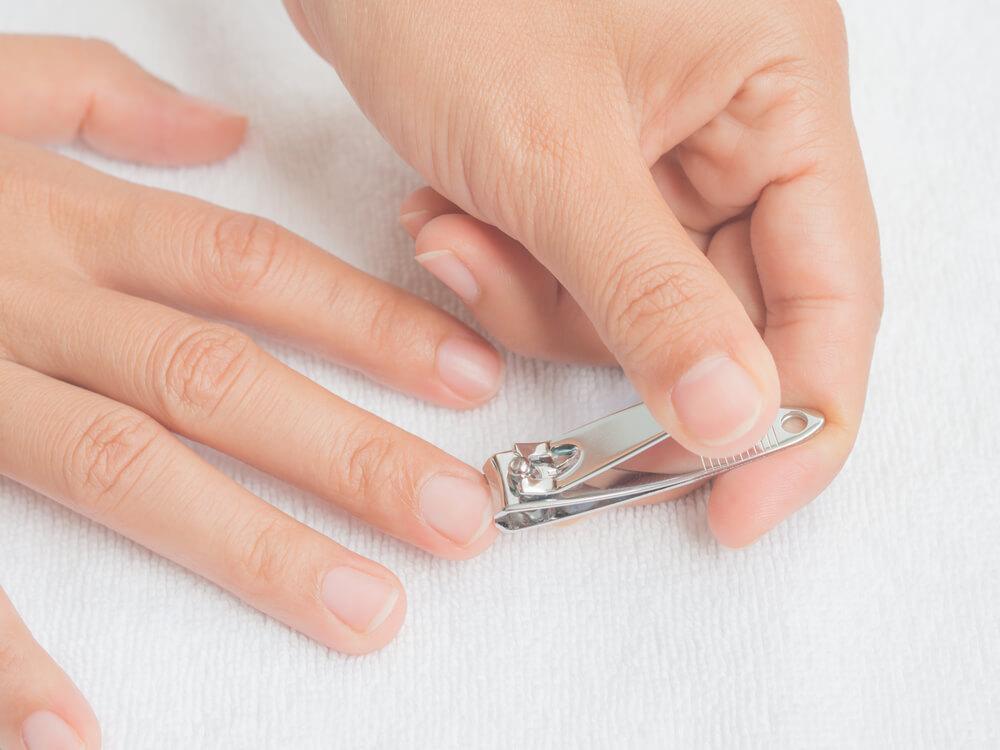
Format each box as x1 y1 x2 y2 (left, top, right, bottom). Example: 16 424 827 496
1 1 997 747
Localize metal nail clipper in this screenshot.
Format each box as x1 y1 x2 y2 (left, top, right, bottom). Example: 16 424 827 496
485 403 824 533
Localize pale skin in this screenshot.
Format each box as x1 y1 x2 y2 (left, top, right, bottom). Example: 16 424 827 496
1 0 881 745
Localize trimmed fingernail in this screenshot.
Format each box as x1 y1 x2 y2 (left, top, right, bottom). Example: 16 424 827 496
415 250 480 303
21 711 84 750
321 567 399 634
436 337 502 402
419 474 494 546
671 355 762 446
399 210 430 237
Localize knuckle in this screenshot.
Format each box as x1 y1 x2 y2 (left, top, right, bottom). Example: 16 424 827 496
328 418 413 511
230 518 303 597
155 322 260 422
64 407 163 519
340 431 395 502
359 293 415 358
488 95 590 238
605 247 716 363
198 212 285 299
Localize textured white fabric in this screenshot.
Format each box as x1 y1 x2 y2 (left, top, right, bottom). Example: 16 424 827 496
1 1 998 747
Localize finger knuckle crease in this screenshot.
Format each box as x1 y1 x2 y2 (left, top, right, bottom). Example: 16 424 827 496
607 253 708 348
613 264 722 365
330 422 405 508
362 294 408 353
202 213 283 298
65 408 162 519
234 519 302 596
157 323 258 420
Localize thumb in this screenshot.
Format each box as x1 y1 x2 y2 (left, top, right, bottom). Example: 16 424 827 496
519 142 780 457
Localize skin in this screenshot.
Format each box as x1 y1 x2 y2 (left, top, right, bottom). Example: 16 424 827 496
2 0 883 742
287 0 883 542
0 35 503 748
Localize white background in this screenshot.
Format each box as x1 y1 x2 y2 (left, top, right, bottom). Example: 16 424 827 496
1 1 998 747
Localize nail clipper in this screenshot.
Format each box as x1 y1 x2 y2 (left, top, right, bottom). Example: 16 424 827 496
484 403 824 533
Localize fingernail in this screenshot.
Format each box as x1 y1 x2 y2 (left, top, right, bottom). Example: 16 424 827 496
321 567 399 634
419 474 494 546
399 210 430 237
436 337 502 402
671 355 762 446
21 711 84 750
415 250 480 303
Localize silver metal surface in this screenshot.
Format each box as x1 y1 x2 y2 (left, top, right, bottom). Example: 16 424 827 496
485 404 824 533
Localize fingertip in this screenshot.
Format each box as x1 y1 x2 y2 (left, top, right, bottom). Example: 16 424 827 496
20 709 94 750
0 588 102 749
81 87 248 166
433 335 504 407
417 250 481 304
138 89 248 165
76 704 103 750
707 498 765 549
11 683 102 750
319 565 408 655
359 572 408 654
180 94 249 154
400 188 465 238
647 341 781 459
54 697 103 750
401 186 460 220
400 209 432 238
414 212 613 363
426 533 499 563
62 41 251 166
431 521 500 562
707 431 848 547
416 472 500 560
415 212 526 310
